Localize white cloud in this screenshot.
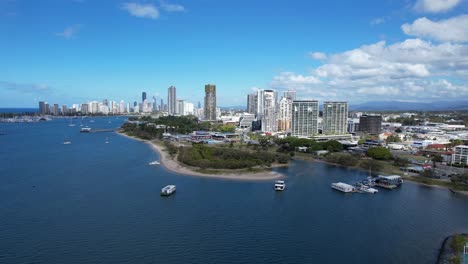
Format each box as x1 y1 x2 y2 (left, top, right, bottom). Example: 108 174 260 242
370 17 385 25
0 81 53 94
160 1 185 12
56 24 80 39
402 15 468 42
309 52 327 60
414 0 461 13
121 3 159 19
270 38 468 102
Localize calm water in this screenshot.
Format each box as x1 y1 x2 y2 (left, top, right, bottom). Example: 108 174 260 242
0 118 467 264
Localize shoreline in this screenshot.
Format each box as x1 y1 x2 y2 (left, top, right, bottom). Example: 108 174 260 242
293 155 468 195
118 132 284 181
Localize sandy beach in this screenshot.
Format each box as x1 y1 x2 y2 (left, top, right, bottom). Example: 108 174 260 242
118 132 284 181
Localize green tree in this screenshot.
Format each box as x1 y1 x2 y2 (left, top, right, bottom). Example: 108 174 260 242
322 140 343 152
359 159 383 175
219 124 236 133
367 147 392 160
420 169 435 178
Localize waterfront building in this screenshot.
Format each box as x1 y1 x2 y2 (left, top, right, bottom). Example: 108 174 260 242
62 105 68 115
103 99 108 106
291 100 319 137
452 145 468 166
257 89 277 132
119 100 125 113
278 97 293 131
142 91 147 103
89 101 99 114
247 93 257 114
39 101 47 114
81 103 89 114
52 104 59 115
323 102 348 135
204 84 217 121
168 86 176 115
359 115 382 134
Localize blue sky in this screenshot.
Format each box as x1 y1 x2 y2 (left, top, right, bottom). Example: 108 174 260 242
1 0 467 107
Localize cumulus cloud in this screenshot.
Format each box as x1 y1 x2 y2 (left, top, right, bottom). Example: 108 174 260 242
270 38 468 102
121 2 159 19
402 15 468 42
160 1 185 12
309 52 327 60
56 24 80 39
0 81 53 94
413 0 461 13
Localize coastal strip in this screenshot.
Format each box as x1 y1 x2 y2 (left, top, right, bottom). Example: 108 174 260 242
118 132 284 181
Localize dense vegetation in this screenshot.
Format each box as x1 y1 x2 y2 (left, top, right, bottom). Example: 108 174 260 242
177 144 290 170
275 137 343 153
366 147 393 160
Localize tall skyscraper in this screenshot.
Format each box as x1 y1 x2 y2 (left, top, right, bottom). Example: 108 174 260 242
39 101 47 114
204 84 216 121
142 92 147 103
323 102 348 135
62 105 68 115
103 99 108 106
278 97 293 131
292 100 319 137
284 90 296 101
53 104 59 115
152 96 157 111
168 86 176 115
257 89 277 132
247 93 258 114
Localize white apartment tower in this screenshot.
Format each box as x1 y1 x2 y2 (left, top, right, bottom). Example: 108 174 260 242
292 100 319 137
322 101 348 134
257 89 277 132
278 97 293 131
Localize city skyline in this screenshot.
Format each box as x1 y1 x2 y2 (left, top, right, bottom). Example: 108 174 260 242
1 0 468 107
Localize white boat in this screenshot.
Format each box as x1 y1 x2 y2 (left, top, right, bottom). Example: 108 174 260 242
161 185 176 196
68 119 76 127
274 180 285 191
331 182 356 193
63 138 71 145
358 184 378 194
105 137 110 144
80 127 91 133
149 161 160 165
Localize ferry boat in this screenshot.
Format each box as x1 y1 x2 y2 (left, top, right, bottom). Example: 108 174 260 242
274 180 285 191
331 182 356 193
161 185 176 196
80 127 91 133
375 175 403 189
149 161 160 165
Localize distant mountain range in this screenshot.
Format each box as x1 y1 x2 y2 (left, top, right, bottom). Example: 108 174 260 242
349 100 468 111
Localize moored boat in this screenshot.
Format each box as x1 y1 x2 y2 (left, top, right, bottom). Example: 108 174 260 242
358 183 378 194
331 182 356 193
80 127 91 133
375 175 403 189
274 180 285 191
161 185 176 196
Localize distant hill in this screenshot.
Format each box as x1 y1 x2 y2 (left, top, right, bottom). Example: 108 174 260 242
350 100 468 111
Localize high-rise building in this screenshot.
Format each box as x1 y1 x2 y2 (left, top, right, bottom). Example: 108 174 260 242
247 93 257 114
39 101 47 114
103 99 108 106
256 89 277 132
204 84 216 121
119 100 125 113
152 96 157 111
133 101 138 107
52 104 59 115
142 92 147 103
62 105 68 115
160 99 164 111
292 100 319 137
359 115 382 134
278 97 293 131
81 103 89 114
168 86 176 115
284 90 296 101
323 102 348 134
